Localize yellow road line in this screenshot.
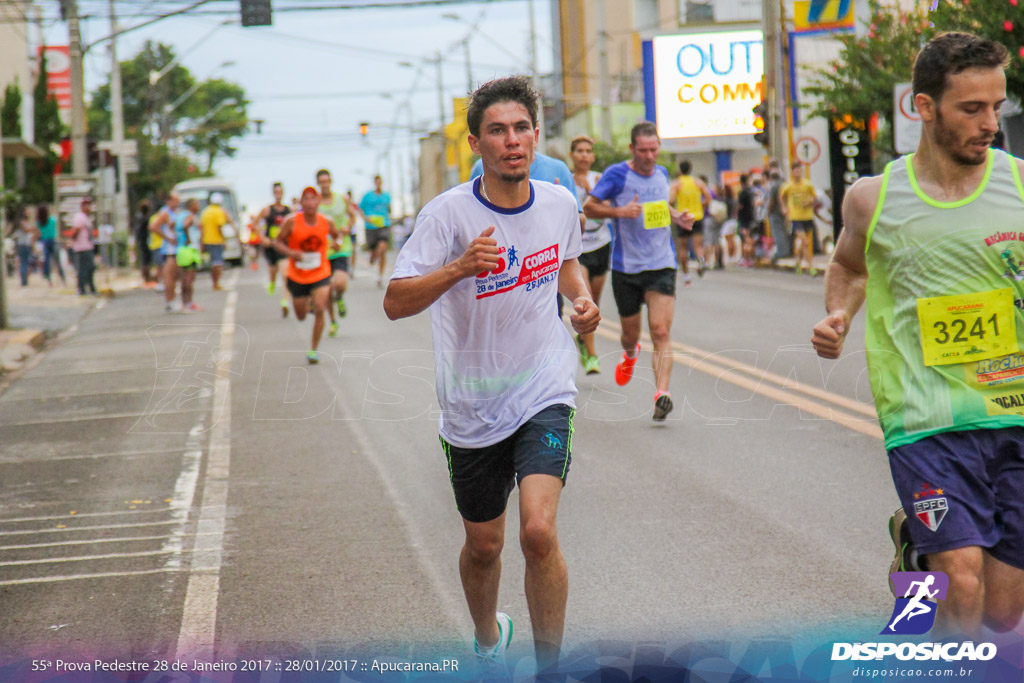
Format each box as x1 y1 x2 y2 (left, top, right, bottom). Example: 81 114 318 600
593 321 883 440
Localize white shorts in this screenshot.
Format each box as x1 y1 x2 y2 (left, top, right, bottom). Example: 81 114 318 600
721 218 738 236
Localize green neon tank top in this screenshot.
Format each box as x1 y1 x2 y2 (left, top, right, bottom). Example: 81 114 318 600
864 149 1024 449
321 193 352 258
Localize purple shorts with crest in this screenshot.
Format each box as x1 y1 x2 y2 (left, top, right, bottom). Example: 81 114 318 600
888 427 1024 569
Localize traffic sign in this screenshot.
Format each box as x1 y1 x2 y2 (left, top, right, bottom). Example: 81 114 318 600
894 82 921 154
794 136 821 165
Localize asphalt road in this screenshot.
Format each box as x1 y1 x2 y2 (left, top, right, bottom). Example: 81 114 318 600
0 259 901 671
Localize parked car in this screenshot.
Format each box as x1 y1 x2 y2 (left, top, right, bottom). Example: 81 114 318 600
171 178 244 267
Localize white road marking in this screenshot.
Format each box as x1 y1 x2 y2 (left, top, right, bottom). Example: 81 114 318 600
0 548 203 567
0 532 218 552
0 568 179 587
3 407 202 427
175 273 238 662
0 508 176 524
0 447 185 465
0 520 180 536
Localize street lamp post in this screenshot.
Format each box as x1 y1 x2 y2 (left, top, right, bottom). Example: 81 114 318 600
441 14 473 93
161 60 236 144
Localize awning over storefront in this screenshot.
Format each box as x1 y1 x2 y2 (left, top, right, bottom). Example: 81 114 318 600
0 137 45 159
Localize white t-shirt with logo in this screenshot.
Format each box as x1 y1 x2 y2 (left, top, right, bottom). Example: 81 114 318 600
391 177 584 448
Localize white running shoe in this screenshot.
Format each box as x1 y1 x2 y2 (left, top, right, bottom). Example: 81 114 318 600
474 612 513 673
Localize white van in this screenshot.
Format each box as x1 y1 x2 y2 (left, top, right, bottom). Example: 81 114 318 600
171 178 244 267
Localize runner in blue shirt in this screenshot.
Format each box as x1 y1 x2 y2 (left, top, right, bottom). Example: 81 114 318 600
359 175 392 288
583 121 693 421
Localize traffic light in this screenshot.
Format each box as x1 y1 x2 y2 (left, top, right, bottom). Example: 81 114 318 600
752 100 768 147
87 138 100 172
359 122 369 137
240 0 272 27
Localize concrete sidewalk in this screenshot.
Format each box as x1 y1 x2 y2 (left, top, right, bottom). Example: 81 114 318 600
0 266 142 374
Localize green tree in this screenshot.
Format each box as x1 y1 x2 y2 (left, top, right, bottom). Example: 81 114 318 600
179 78 248 173
930 0 1024 100
87 41 248 202
802 0 932 155
804 0 1024 156
1 81 22 190
28 50 66 205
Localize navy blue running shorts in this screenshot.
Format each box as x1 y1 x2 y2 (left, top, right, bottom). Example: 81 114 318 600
889 427 1024 570
439 404 574 523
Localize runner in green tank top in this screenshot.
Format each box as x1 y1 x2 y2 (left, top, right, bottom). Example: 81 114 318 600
811 33 1024 638
317 169 356 337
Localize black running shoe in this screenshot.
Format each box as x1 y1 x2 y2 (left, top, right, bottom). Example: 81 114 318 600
653 392 674 421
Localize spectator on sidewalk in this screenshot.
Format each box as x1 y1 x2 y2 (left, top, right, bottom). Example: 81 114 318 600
71 197 97 295
36 204 65 287
8 206 37 287
767 170 789 262
97 217 115 268
135 200 156 288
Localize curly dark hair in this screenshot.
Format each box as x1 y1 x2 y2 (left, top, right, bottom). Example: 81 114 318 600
913 32 1010 103
466 75 539 138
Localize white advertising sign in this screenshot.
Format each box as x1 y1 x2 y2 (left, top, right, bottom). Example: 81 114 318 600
652 29 764 139
894 82 921 154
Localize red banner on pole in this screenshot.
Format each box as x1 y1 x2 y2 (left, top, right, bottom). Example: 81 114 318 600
38 45 72 111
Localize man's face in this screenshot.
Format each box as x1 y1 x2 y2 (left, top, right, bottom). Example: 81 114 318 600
468 101 537 183
630 134 661 175
571 141 594 171
273 185 283 202
374 176 383 192
301 192 319 212
317 174 331 194
926 67 1005 167
167 194 180 210
791 165 803 182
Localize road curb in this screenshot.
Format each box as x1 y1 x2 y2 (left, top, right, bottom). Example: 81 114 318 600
0 328 45 374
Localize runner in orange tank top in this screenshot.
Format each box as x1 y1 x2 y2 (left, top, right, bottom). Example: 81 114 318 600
273 186 337 364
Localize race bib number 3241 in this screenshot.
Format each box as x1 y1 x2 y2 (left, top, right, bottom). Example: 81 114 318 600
916 288 1019 366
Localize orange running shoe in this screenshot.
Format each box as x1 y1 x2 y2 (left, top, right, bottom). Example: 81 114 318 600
614 343 641 386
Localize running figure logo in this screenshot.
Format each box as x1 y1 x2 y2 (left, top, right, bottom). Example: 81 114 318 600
507 245 519 268
881 572 949 635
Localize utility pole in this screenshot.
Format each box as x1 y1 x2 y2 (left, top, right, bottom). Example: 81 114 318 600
779 0 795 170
461 39 472 94
762 0 782 166
527 0 545 148
65 0 87 176
596 0 613 144
0 97 7 329
108 0 130 238
434 51 448 190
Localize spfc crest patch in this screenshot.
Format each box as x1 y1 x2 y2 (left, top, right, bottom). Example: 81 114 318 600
914 497 948 532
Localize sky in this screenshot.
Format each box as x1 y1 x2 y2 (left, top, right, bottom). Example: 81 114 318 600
44 0 555 218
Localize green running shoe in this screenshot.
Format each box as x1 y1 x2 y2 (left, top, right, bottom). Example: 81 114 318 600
584 354 600 375
328 322 339 337
337 297 347 318
575 335 589 368
307 350 319 365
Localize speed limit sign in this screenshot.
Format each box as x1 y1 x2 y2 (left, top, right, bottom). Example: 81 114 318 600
794 136 821 165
